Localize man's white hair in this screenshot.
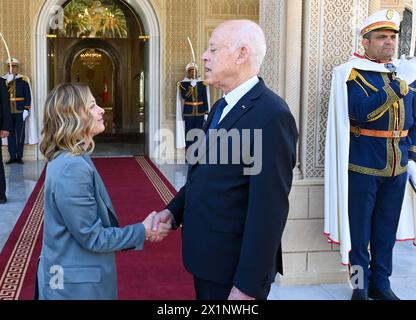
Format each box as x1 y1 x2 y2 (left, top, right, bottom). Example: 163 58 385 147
222 20 267 70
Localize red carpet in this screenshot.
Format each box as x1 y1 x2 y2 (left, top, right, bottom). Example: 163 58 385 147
0 156 194 300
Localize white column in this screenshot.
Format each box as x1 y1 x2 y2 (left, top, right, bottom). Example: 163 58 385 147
284 0 302 132
284 0 303 179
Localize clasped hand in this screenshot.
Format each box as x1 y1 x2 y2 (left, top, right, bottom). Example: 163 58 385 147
408 160 416 186
23 110 29 121
142 211 172 242
395 56 416 85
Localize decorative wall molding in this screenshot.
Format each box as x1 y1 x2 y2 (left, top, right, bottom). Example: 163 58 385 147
163 0 198 120
301 0 368 178
0 0 44 80
369 0 381 14
259 0 284 96
205 0 259 18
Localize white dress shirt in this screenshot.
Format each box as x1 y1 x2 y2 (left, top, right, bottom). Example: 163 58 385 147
219 75 260 123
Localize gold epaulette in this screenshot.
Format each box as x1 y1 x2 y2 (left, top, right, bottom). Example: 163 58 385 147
202 81 207 86
348 69 359 81
21 76 29 83
350 69 379 93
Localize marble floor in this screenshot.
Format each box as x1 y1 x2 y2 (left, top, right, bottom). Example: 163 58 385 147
1 158 415 300
0 160 45 252
268 240 416 300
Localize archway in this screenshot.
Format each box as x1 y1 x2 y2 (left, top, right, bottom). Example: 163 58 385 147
67 44 120 140
34 0 161 157
60 37 142 154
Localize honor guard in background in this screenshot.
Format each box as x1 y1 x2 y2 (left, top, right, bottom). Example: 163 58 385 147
0 70 11 203
325 10 416 300
176 62 210 149
2 58 31 164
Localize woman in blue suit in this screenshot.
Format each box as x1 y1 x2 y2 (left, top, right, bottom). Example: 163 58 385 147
36 83 168 300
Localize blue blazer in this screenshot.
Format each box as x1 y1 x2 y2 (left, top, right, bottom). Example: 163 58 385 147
37 153 145 300
167 78 298 299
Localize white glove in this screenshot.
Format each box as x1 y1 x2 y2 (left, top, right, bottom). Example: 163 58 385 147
407 160 416 185
395 56 416 85
22 110 29 121
6 73 14 83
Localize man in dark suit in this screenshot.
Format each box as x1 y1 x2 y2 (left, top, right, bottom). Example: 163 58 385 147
0 76 11 203
152 20 298 300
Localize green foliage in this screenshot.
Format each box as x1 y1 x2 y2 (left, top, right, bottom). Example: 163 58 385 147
60 0 128 38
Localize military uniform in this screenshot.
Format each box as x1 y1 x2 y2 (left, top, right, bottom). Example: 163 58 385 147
176 63 210 149
0 77 11 202
324 9 416 300
6 75 31 163
178 80 209 147
347 61 416 292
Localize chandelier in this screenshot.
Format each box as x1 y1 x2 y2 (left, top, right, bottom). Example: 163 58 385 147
80 49 102 69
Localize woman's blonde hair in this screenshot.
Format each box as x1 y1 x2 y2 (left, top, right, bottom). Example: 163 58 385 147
40 83 95 161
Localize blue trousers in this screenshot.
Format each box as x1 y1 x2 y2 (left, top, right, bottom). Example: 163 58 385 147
7 113 25 161
193 277 233 300
185 116 205 149
348 171 406 290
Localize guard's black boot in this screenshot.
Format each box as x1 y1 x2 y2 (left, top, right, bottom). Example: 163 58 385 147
369 287 400 300
351 288 369 300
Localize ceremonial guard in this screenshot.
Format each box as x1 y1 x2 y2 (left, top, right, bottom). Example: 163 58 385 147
2 58 31 164
325 10 416 300
176 63 210 149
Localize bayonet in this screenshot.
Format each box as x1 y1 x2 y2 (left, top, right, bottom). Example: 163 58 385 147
0 33 12 75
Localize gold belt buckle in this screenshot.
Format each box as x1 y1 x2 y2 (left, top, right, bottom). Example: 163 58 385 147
353 127 361 137
392 131 401 138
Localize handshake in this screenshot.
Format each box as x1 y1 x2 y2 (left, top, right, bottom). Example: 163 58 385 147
141 209 175 242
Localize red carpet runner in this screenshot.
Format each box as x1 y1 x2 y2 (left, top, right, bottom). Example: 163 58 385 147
0 156 194 300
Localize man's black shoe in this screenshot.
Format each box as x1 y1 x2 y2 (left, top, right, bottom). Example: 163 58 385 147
16 159 24 164
369 287 400 300
0 197 7 204
5 159 16 164
351 288 369 300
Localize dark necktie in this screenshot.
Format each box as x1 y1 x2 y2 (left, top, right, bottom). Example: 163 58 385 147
208 98 228 129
